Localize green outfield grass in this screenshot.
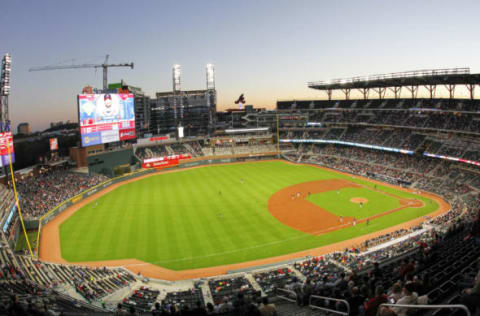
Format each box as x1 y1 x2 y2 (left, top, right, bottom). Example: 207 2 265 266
59 160 439 270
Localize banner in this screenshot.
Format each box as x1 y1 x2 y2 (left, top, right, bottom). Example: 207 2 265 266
142 153 191 169
0 132 14 167
49 138 58 151
143 153 191 164
142 159 179 169
149 136 169 142
119 128 136 141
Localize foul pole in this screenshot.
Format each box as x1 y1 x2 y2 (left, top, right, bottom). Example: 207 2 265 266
6 144 34 257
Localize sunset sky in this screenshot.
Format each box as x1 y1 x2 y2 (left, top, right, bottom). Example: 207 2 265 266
1 0 480 131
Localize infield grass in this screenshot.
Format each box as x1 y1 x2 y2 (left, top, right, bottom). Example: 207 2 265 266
307 187 401 219
59 161 439 270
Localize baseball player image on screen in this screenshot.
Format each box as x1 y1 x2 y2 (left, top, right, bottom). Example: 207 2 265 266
96 94 121 122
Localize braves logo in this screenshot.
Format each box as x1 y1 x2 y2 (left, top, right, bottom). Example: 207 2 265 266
235 94 245 105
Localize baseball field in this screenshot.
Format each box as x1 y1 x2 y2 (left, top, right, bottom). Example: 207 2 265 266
45 160 447 278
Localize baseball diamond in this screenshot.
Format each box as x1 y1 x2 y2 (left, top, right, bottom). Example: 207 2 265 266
40 160 448 280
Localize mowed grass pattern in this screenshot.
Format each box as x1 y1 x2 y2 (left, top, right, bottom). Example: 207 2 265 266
59 161 438 270
307 188 401 219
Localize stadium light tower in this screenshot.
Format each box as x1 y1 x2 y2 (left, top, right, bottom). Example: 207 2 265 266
206 63 217 134
0 53 12 132
172 64 182 129
206 63 215 90
172 64 181 92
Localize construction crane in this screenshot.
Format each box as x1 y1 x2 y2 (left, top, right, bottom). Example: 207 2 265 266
29 55 134 91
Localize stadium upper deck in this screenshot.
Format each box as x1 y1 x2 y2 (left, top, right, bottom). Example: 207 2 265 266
307 67 480 100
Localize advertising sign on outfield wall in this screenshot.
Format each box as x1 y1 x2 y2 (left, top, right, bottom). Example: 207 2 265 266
142 159 179 169
142 154 192 169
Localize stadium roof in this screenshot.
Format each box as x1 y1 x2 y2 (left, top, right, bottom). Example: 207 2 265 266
308 68 480 90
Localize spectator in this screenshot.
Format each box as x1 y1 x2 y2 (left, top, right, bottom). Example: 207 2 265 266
392 282 427 316
302 279 313 306
364 285 388 316
151 302 163 316
192 300 207 316
459 268 480 314
258 297 277 316
206 302 215 315
388 282 403 304
347 286 365 315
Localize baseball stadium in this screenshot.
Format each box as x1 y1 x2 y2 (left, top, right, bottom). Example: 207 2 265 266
1 68 479 315
1 5 480 315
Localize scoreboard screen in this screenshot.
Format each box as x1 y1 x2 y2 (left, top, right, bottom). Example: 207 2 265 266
0 132 14 167
78 94 136 147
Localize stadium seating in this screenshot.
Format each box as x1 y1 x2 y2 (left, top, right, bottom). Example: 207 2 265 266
208 276 258 305
15 166 108 219
279 98 480 133
122 287 159 312
254 267 296 297
162 288 205 313
0 120 479 314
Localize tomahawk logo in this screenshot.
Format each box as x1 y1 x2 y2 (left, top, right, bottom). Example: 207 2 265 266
235 94 246 109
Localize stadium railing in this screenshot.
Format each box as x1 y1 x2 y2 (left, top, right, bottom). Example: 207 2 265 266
376 303 471 316
309 294 350 316
276 288 297 303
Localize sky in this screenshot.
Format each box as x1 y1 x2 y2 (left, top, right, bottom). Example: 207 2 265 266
1 0 480 132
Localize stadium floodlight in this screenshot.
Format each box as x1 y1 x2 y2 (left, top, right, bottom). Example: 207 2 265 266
1 54 12 96
206 63 215 90
172 64 181 92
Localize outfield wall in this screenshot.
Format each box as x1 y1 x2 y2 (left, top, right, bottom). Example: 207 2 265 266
35 153 277 256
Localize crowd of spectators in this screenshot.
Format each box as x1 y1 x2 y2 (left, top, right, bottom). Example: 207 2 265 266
282 125 480 165
121 287 160 313
208 276 258 306
158 287 205 315
277 134 480 314
285 143 480 201
135 144 169 160
14 166 108 219
279 98 480 112
253 267 295 297
277 219 480 315
0 129 478 314
303 106 480 133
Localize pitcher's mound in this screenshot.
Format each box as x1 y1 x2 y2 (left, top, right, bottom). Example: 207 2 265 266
351 197 368 204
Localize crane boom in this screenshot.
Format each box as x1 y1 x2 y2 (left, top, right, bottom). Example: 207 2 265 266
28 55 134 91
